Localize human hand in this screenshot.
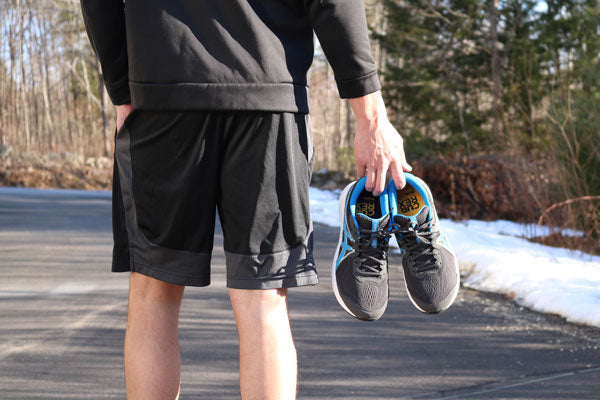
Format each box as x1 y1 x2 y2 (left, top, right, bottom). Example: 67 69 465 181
350 92 412 196
116 103 134 134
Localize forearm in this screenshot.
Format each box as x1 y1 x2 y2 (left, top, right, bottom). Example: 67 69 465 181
80 0 130 105
305 0 381 98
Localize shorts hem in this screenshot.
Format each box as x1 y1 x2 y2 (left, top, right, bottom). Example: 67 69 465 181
112 262 130 273
112 261 211 287
226 272 319 290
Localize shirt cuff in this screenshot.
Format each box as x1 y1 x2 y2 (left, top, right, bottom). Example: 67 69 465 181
106 79 131 106
336 71 382 99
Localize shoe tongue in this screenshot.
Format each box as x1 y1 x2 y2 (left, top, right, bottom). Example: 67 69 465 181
393 214 412 229
355 213 390 250
356 213 390 231
355 213 374 230
378 214 391 230
393 206 430 227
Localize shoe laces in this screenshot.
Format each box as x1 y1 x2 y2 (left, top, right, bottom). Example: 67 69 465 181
351 226 390 278
391 218 440 275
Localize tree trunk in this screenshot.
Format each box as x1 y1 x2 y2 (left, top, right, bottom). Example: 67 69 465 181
17 0 31 151
81 57 97 155
489 0 504 143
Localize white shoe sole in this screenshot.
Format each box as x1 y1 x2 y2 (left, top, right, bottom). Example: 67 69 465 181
331 181 360 319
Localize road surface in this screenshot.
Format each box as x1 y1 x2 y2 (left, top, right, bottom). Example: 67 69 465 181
1 187 599 399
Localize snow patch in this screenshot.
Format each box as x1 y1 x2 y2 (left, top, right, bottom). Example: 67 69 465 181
309 186 600 328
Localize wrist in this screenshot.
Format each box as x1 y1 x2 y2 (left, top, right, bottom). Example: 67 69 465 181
116 103 133 114
349 91 387 128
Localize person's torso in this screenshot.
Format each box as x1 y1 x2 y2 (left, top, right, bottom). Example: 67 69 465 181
124 0 315 112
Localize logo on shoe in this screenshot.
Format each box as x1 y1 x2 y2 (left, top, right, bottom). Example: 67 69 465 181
356 195 377 216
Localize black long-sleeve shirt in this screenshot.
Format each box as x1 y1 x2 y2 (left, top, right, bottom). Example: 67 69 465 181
80 0 381 113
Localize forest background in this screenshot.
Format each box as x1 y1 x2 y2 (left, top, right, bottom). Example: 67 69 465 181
0 0 598 253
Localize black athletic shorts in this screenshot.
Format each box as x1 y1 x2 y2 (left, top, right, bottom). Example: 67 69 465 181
111 109 318 289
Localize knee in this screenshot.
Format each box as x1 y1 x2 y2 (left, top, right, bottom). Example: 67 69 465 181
229 288 288 317
129 272 185 305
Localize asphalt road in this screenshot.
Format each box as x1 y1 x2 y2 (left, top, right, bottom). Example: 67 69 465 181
1 187 599 400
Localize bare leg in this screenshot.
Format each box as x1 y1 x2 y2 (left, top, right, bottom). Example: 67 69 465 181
229 288 297 400
124 272 185 400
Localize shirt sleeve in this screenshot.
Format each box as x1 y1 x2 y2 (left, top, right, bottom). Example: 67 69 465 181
304 0 381 99
80 0 131 105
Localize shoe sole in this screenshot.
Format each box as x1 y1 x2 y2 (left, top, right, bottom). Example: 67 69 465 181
398 175 460 314
331 181 361 319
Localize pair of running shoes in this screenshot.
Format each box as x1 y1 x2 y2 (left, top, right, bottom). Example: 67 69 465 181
332 173 460 321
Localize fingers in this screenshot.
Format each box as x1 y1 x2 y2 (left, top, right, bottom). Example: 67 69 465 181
366 157 411 195
372 172 386 196
372 157 388 196
115 103 133 134
364 159 388 196
354 120 412 196
392 150 412 190
401 156 412 172
365 164 377 194
391 160 406 190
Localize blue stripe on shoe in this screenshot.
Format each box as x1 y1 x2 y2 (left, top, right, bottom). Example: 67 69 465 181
349 177 366 227
336 223 355 267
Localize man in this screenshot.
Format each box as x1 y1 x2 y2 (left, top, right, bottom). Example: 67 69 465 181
80 0 410 398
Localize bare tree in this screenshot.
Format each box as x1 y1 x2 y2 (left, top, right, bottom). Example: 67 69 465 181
489 0 504 142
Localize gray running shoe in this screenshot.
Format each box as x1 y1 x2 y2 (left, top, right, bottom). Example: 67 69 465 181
332 177 392 321
388 174 460 314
